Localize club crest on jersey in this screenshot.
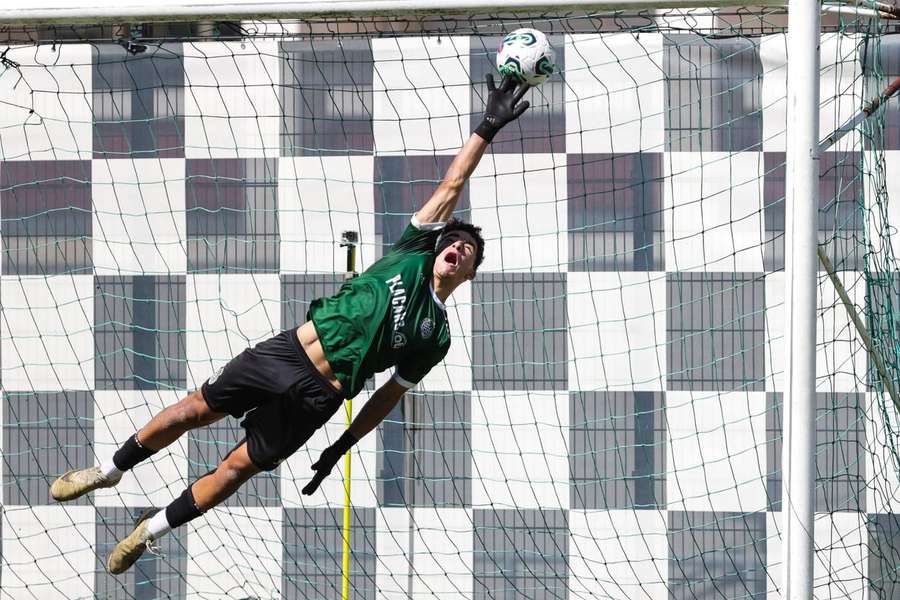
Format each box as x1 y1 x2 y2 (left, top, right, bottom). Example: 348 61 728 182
420 318 434 340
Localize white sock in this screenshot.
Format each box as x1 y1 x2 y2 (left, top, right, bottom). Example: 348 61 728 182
99 457 123 480
146 509 172 540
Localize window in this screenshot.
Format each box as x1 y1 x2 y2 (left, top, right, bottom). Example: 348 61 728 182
473 273 567 391
1 160 92 275
187 419 280 506
283 507 377 600
469 35 566 154
767 392 866 512
2 391 93 505
473 508 569 600
667 272 766 392
93 44 184 158
94 276 186 390
763 152 865 271
377 392 471 507
664 35 762 152
94 506 187 599
570 391 666 509
567 153 664 271
374 155 471 257
186 158 279 273
281 40 374 156
668 511 767 600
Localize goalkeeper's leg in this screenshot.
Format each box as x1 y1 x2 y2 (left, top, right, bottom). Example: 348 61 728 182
50 390 226 501
107 441 260 574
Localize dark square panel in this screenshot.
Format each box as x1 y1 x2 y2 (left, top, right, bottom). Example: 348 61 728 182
186 158 279 273
95 506 188 599
869 513 900 599
766 392 866 512
472 273 567 391
282 507 376 600
92 43 184 159
2 391 93 505
374 156 471 258
469 35 565 154
668 511 767 600
763 151 865 271
1 160 92 275
570 391 665 510
567 153 664 271
664 34 763 152
186 419 280 507
473 508 569 600
861 35 900 151
94 275 186 390
667 272 766 392
377 392 471 507
281 40 373 156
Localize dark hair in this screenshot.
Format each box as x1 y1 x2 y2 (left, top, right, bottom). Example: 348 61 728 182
439 218 486 273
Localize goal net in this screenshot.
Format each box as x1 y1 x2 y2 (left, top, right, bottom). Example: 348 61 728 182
0 7 897 599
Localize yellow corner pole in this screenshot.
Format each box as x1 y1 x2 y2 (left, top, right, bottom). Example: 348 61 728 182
339 231 358 600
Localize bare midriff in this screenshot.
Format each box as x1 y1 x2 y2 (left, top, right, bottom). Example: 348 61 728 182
295 321 343 392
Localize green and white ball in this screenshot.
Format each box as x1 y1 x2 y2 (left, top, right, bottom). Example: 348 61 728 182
496 28 555 86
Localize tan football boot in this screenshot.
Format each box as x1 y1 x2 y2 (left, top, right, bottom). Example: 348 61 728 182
50 466 122 501
107 508 162 575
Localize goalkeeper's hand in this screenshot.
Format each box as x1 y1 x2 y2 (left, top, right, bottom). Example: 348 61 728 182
474 73 531 143
301 430 358 495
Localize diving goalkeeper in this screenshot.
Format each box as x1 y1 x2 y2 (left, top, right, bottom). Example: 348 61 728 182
50 74 530 575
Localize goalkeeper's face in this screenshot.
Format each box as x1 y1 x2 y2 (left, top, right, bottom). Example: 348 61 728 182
434 230 479 284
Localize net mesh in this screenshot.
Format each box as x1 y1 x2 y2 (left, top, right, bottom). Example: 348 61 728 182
0 8 896 600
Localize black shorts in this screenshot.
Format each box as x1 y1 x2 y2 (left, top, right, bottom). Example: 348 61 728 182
201 329 344 471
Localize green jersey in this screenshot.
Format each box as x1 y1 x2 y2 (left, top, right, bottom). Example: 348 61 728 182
307 217 451 398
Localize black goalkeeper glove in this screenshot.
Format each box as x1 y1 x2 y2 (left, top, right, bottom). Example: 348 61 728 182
474 73 531 143
301 430 358 495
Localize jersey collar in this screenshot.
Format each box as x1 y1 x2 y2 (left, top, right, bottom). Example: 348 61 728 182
429 284 447 311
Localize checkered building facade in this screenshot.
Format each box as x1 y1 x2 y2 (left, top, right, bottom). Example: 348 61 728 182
0 22 898 599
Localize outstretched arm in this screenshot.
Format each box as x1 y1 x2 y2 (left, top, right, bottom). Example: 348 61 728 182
414 74 531 226
301 379 407 495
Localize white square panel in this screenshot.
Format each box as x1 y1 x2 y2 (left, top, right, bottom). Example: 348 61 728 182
183 40 281 158
469 153 567 272
664 152 764 272
812 511 867 600
1 505 95 599
666 391 768 512
278 156 375 274
373 37 470 155
1 275 93 390
565 33 665 154
92 158 187 274
869 150 900 265
185 273 281 389
411 507 473 599
569 509 669 600
568 271 666 391
281 390 377 508
376 506 411 600
186 506 282 600
766 270 866 393
471 391 568 509
0 44 92 161
865 391 900 513
761 33 864 152
93 390 188 507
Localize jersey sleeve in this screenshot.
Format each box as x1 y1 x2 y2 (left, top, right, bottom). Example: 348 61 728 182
390 215 445 256
393 341 450 389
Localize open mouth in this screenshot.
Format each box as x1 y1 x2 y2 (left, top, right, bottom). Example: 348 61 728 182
445 250 459 267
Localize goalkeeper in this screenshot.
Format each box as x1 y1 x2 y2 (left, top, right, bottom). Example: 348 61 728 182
50 74 530 575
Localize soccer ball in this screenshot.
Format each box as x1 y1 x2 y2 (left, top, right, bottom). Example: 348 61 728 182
495 28 555 86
